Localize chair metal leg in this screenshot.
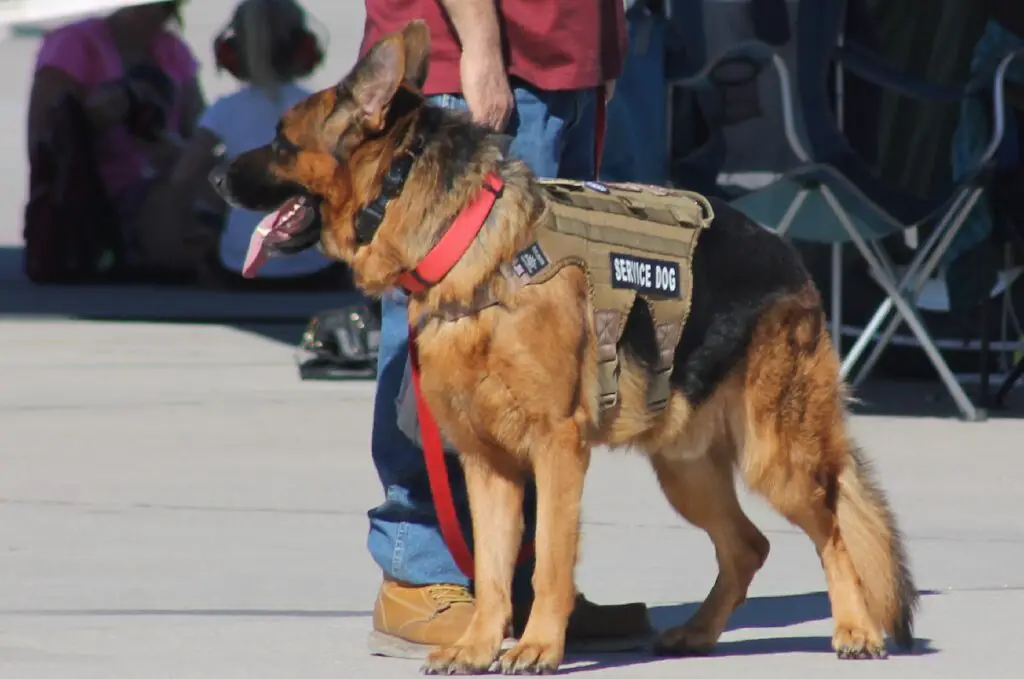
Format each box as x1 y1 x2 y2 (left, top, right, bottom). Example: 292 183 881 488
847 241 927 387
831 242 843 350
842 188 983 385
773 190 808 237
841 188 973 381
839 237 917 381
820 187 985 421
979 294 992 408
994 354 1024 407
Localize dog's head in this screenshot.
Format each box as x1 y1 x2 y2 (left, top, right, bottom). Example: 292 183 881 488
211 20 432 279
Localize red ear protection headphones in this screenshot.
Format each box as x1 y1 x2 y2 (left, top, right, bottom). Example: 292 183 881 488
213 7 327 81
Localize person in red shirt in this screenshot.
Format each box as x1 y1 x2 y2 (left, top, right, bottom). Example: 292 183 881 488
361 0 654 658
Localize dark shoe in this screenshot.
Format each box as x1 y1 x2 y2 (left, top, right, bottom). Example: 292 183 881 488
512 592 654 653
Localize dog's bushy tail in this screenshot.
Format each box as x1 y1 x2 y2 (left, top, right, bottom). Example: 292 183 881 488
835 445 918 649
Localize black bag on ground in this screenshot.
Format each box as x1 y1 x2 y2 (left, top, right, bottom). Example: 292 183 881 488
297 302 382 379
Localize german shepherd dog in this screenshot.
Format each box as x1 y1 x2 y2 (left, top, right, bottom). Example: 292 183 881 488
212 20 917 675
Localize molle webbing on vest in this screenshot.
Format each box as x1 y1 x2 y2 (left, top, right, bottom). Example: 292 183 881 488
509 179 714 411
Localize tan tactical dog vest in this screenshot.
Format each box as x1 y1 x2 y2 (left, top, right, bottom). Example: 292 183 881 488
506 179 714 412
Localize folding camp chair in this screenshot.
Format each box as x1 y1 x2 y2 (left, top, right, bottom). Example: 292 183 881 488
662 0 796 197
723 0 1024 421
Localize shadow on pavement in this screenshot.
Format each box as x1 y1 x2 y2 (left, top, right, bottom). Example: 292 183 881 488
0 608 371 618
560 589 940 672
650 589 836 632
5 592 942 672
0 245 359 349
848 379 1024 419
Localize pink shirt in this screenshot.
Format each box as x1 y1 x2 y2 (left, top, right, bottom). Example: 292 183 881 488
35 18 199 200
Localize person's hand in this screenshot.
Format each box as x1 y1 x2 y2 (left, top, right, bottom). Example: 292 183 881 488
83 80 130 129
459 45 513 131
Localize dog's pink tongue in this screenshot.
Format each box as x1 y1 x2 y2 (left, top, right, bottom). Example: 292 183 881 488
241 207 286 278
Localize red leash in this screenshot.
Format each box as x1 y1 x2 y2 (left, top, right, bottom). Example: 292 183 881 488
408 90 607 579
407 336 479 576
594 83 607 174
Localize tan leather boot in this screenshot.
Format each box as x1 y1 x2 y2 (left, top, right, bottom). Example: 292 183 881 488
367 579 477 659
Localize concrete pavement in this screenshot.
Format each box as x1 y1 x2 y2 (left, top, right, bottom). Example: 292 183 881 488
2 319 1024 679
2 2 1024 678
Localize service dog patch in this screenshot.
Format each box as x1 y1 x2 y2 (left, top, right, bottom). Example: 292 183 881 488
513 242 550 278
609 252 681 298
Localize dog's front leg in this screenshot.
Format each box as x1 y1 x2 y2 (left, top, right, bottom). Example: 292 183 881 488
500 420 591 674
423 452 525 675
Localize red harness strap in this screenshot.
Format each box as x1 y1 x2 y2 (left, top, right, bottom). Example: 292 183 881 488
407 92 606 579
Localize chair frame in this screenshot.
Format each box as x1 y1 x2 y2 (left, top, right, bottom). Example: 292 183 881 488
664 2 1024 420
835 49 1024 420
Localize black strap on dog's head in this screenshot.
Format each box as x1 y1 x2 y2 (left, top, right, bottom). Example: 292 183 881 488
354 132 427 246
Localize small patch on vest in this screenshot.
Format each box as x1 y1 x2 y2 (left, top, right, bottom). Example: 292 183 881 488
609 252 681 297
513 242 550 278
583 181 610 194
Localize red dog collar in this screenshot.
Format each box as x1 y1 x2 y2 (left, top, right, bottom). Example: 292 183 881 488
397 173 504 294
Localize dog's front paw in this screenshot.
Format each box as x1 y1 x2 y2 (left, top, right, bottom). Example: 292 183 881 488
498 640 564 675
422 641 500 675
833 626 888 660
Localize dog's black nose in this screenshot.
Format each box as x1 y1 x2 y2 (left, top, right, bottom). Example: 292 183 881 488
208 165 228 196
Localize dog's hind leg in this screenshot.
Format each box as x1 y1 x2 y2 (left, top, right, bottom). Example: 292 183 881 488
648 428 770 656
499 419 591 675
738 288 917 658
423 452 525 675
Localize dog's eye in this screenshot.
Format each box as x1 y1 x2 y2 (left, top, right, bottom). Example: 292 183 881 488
272 134 301 160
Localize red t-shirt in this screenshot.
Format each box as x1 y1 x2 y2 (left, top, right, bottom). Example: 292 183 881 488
361 0 627 96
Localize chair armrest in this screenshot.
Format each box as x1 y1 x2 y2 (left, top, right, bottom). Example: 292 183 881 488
973 48 1024 171
666 40 777 89
836 43 965 103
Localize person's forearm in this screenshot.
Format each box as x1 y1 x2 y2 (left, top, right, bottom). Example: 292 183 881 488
437 0 503 57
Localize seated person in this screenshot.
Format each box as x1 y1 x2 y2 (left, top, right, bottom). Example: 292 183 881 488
162 0 351 291
25 1 208 283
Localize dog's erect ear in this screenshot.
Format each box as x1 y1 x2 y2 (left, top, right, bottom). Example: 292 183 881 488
401 20 431 90
349 34 406 122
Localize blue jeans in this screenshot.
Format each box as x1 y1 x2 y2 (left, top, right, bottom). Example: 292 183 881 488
367 81 598 596
599 8 669 186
